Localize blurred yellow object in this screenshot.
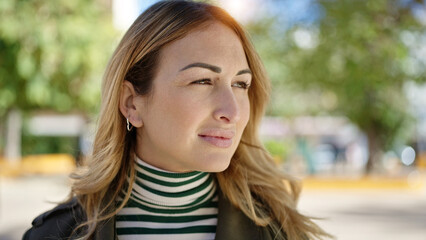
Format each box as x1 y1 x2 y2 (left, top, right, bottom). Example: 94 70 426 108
303 175 425 190
417 153 426 169
0 154 76 177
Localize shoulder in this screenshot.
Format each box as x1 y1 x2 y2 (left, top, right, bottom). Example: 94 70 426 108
216 192 286 240
23 198 86 240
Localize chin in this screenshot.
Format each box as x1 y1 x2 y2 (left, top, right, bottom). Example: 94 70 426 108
212 160 231 173
197 157 232 173
206 160 231 173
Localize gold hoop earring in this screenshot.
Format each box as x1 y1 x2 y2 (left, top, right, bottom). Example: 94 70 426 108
126 118 133 132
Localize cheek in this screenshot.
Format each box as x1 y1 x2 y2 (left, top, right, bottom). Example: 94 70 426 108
238 95 251 129
155 90 203 131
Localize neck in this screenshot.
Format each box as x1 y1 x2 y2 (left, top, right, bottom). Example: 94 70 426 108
129 156 217 208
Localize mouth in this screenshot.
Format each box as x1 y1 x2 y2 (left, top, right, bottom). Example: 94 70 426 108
198 129 235 148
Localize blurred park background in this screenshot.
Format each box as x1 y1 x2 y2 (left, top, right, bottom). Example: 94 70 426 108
1 0 426 239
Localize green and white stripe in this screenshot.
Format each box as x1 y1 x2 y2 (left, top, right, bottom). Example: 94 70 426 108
116 157 218 240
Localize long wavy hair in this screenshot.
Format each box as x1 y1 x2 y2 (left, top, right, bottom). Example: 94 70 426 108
71 1 330 239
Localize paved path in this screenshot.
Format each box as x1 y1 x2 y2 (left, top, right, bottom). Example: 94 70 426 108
299 189 426 240
1 175 426 240
0 175 70 240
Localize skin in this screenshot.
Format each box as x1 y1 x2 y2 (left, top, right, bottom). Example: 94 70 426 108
120 21 251 173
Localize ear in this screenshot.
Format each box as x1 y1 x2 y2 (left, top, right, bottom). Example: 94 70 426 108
119 81 144 128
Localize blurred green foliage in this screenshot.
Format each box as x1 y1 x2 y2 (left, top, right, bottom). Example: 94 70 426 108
264 139 292 163
0 0 117 156
21 135 79 156
0 0 117 117
248 0 426 172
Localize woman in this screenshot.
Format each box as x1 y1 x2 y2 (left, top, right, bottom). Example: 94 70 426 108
24 1 330 239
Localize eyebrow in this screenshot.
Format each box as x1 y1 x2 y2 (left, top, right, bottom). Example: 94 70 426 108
180 62 221 73
179 62 252 76
236 69 252 75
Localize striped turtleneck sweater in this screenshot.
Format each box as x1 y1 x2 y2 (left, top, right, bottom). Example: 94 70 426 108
116 157 218 240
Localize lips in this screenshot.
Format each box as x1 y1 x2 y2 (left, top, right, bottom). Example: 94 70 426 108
198 129 235 148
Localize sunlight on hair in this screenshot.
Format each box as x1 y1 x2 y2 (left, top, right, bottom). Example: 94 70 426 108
112 0 141 31
217 0 258 23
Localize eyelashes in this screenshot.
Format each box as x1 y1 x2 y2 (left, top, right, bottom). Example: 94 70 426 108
191 78 211 85
232 81 250 89
191 78 251 89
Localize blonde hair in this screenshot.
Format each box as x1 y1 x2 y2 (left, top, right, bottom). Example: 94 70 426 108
71 1 330 239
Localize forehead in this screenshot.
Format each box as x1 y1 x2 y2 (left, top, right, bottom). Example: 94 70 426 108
158 21 248 72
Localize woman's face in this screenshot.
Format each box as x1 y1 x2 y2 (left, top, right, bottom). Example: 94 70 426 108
132 22 251 172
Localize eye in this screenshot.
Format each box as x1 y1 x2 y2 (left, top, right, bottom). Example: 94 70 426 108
232 81 250 89
191 78 212 85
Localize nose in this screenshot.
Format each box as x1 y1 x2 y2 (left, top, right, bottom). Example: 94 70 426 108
213 87 241 123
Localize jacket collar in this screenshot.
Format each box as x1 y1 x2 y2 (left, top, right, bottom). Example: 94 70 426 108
215 191 265 240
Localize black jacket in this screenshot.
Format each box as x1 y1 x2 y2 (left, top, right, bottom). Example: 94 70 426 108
23 193 282 240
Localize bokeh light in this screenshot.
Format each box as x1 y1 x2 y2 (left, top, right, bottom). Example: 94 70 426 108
401 146 416 166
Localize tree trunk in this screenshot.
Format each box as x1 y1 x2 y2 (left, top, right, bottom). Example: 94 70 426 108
366 130 383 174
5 109 22 162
